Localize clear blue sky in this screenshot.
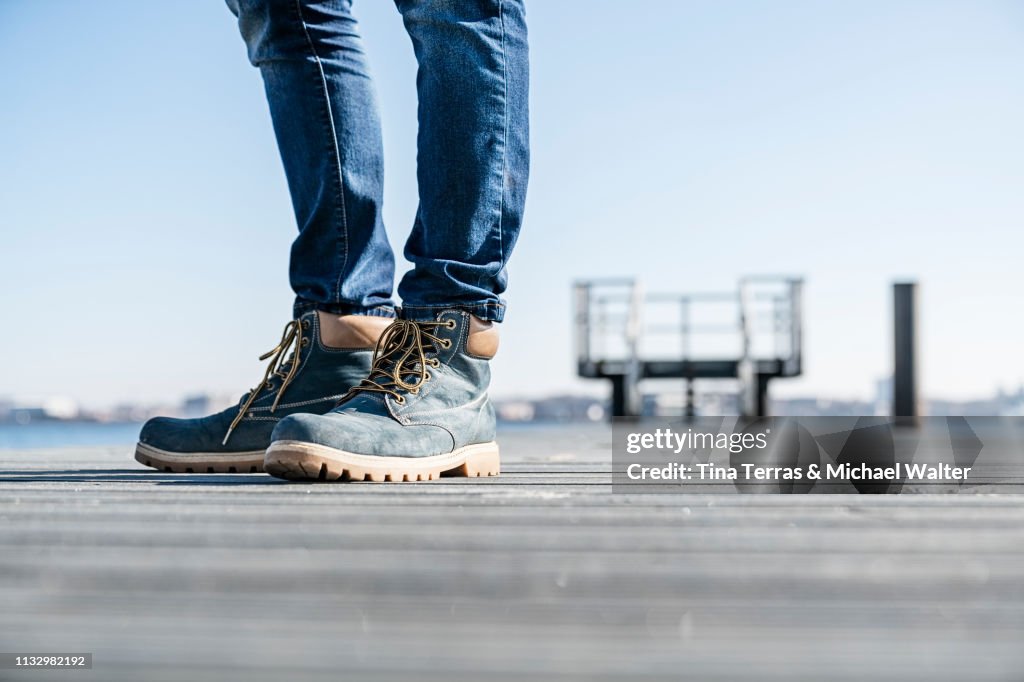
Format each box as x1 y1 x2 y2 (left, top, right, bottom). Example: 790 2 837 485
1 0 1023 408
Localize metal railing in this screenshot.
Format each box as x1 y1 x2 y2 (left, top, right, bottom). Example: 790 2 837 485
575 277 802 370
573 277 804 416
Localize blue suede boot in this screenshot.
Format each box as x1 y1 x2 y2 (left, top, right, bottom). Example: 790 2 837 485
135 311 391 473
265 310 501 482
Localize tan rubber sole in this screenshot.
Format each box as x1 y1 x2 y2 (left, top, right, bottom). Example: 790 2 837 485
264 440 500 482
134 442 266 474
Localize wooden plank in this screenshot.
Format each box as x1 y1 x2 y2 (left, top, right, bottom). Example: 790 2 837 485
1 439 1023 682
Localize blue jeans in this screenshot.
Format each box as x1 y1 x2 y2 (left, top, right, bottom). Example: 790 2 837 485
225 0 529 322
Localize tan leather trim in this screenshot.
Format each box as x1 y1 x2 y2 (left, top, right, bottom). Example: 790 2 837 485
317 311 393 349
466 316 499 358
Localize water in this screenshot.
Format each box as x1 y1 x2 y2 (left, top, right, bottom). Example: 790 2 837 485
0 422 144 449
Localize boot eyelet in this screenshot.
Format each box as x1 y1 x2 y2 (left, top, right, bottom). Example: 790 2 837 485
424 371 432 381
301 338 310 347
441 339 452 349
302 320 311 330
446 320 457 329
394 395 406 405
429 358 440 367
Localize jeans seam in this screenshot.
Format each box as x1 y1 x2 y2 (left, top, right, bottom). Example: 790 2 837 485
401 302 505 309
495 0 509 281
304 301 396 317
400 302 505 322
293 0 350 304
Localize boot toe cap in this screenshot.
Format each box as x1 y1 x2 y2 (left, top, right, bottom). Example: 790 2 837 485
138 415 236 453
138 416 188 450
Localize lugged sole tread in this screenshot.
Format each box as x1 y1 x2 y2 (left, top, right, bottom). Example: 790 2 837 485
134 443 265 474
264 440 500 483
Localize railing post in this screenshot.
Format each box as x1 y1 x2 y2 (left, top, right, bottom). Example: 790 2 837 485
573 282 591 368
737 281 757 417
788 279 804 376
617 282 642 417
893 281 920 424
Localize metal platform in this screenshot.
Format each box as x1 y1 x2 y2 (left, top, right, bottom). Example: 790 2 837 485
574 277 804 416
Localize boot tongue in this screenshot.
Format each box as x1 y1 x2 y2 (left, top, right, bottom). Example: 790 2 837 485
389 319 445 389
335 318 447 405
224 315 311 444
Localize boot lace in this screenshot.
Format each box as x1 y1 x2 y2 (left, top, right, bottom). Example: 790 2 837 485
223 319 309 444
340 319 455 406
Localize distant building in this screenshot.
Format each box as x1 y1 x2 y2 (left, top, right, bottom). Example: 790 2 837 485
182 393 235 418
0 396 81 424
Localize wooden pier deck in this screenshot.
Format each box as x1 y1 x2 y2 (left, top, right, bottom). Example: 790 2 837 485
2 423 1023 681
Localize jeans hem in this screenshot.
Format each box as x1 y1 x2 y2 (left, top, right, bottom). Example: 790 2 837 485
294 300 396 319
400 301 506 323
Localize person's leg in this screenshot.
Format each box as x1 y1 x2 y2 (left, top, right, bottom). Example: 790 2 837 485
396 0 530 323
135 0 398 472
230 0 396 318
265 0 530 482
